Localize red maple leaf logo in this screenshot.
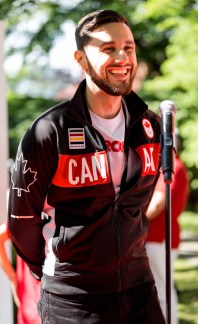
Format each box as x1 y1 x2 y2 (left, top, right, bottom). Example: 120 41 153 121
11 153 37 197
143 121 150 128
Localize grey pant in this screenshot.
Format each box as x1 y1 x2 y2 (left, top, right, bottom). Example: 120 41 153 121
38 280 165 324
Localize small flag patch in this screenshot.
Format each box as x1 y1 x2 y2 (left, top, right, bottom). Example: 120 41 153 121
68 128 85 149
142 118 154 139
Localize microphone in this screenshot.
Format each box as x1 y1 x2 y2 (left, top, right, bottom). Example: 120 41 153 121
158 100 177 184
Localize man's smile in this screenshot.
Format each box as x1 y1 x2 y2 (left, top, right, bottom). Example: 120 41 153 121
107 67 131 79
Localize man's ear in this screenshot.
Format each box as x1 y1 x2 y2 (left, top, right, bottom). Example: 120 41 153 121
74 50 88 72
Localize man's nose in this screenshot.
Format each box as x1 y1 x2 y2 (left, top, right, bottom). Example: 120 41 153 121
114 49 128 63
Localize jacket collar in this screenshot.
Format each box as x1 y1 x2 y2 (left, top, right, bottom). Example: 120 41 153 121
65 79 148 124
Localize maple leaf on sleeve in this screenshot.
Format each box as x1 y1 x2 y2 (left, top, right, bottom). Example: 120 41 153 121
144 121 150 128
11 153 37 197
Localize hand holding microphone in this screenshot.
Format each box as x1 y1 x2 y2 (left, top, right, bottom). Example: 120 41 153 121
158 100 177 184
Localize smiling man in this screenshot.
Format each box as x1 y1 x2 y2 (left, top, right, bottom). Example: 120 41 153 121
8 10 165 323
75 15 137 117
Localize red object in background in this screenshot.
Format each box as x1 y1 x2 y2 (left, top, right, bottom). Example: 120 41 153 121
17 256 41 324
146 155 189 248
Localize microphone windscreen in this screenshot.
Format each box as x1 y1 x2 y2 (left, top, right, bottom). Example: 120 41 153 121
158 100 177 115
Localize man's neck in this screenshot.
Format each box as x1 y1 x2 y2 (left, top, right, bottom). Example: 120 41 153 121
85 85 122 119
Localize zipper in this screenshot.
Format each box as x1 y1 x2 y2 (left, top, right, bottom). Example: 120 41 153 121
114 202 123 292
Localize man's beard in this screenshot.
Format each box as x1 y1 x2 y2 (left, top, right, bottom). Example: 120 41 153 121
85 56 135 96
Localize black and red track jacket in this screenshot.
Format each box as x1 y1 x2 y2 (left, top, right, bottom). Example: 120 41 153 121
8 80 161 296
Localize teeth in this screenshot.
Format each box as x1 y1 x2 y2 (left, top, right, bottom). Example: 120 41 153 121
109 69 128 74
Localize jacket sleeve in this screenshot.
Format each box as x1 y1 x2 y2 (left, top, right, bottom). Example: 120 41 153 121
8 117 58 279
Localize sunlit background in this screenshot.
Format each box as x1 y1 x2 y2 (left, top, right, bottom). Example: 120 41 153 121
0 1 198 323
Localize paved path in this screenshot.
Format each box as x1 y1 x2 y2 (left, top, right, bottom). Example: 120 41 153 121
178 231 198 266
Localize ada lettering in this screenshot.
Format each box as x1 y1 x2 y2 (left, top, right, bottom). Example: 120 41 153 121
136 144 160 176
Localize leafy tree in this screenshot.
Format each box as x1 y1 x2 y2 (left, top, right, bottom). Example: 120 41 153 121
8 93 58 158
1 0 168 69
134 0 198 210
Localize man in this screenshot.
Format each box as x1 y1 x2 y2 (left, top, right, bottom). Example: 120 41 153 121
146 149 189 324
8 10 165 323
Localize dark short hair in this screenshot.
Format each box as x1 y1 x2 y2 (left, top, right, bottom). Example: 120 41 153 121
75 10 130 50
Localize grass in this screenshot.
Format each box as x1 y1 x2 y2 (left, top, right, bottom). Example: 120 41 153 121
179 211 198 235
174 211 198 323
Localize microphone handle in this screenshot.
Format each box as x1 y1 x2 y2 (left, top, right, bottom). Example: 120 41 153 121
161 111 175 183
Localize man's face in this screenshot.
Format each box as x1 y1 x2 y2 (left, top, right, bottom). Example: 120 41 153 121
76 22 137 96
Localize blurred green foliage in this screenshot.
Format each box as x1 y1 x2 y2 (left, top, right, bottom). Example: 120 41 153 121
2 0 198 210
175 211 198 323
8 94 59 157
179 211 198 235
175 258 198 324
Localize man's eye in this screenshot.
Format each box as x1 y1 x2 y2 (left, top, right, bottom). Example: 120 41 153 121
124 46 134 52
103 47 115 53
